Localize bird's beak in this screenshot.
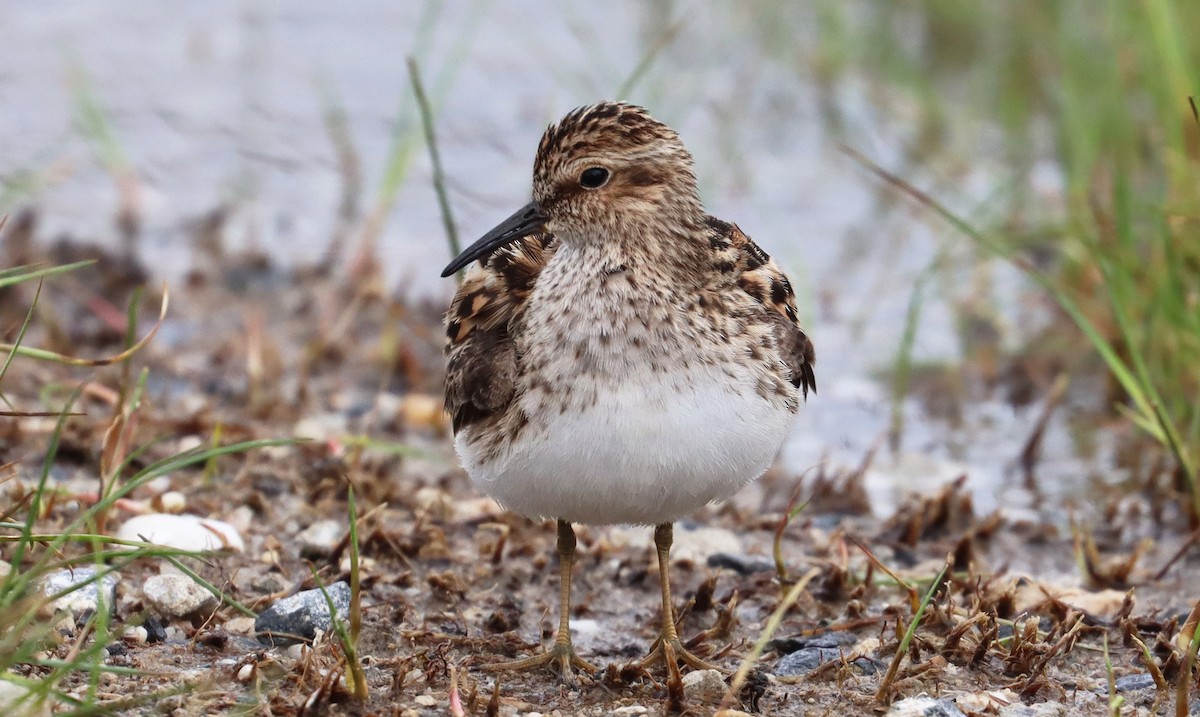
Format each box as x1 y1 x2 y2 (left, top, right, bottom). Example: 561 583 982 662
440 201 548 277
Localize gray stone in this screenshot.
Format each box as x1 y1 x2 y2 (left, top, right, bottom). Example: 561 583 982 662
36 567 118 621
706 552 775 575
775 646 842 675
1112 672 1156 693
680 668 727 702
886 696 966 717
998 703 1067 717
142 574 219 618
773 632 880 676
254 582 351 646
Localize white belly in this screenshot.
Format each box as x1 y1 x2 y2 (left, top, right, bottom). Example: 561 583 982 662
457 371 796 526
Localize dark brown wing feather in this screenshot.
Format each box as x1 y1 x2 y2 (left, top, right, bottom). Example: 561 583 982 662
706 216 816 398
443 234 557 432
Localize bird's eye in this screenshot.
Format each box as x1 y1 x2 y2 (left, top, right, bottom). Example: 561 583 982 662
579 167 610 189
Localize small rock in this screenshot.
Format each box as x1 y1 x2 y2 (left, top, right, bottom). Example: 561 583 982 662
142 574 219 618
396 393 449 431
0 561 11 579
144 616 168 643
297 519 343 558
0 679 51 716
1111 672 1156 693
122 626 148 644
115 513 244 553
775 646 842 675
254 582 351 646
413 695 438 707
151 490 187 514
671 526 742 565
224 616 257 635
999 703 1067 717
707 552 775 575
613 707 648 716
236 663 255 682
37 567 118 621
713 712 754 717
681 668 727 703
772 633 879 676
452 496 503 523
293 412 348 442
770 632 857 653
886 696 966 717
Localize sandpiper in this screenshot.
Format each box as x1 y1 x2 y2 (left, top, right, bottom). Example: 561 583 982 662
441 101 815 685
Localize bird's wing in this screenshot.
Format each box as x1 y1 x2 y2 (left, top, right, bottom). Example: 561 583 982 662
708 216 816 397
443 234 557 432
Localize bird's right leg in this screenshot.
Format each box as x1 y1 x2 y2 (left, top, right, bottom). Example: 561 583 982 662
481 519 598 684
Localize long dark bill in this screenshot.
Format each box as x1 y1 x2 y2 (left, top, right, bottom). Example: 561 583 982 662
440 201 547 277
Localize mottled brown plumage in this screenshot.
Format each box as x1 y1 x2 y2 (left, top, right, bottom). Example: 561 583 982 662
439 101 816 684
444 219 815 434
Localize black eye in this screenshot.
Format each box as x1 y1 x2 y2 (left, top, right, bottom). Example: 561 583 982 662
579 167 610 189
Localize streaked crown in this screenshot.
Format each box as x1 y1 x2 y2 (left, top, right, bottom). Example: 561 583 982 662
530 102 701 235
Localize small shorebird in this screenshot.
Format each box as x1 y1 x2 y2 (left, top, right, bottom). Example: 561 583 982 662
441 101 815 685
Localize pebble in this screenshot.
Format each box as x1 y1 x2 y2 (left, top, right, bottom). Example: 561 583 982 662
713 712 754 717
122 626 148 644
613 707 648 716
0 561 11 579
886 696 966 717
670 526 742 565
707 552 775 575
605 524 742 565
680 668 727 702
414 695 438 707
1108 672 1156 694
142 574 219 618
293 412 348 442
297 519 343 558
999 703 1068 716
236 663 255 682
224 616 257 635
254 581 351 646
0 680 51 716
115 513 244 553
37 567 119 620
144 616 168 643
772 633 878 676
152 490 187 514
775 645 843 675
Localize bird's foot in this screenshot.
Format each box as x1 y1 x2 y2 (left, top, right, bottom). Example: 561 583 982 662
638 634 723 674
482 641 599 686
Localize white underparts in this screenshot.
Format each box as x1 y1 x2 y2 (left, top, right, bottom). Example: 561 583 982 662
457 367 796 525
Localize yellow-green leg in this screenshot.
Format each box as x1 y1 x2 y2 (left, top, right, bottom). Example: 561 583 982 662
482 519 598 684
639 523 722 674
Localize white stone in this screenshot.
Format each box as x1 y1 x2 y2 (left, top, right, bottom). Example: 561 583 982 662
155 491 187 514
236 663 255 682
36 567 118 620
115 513 244 553
293 413 348 441
298 519 343 557
0 679 51 717
142 574 219 618
613 707 648 716
122 626 148 644
414 695 438 707
681 668 727 703
224 616 257 635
